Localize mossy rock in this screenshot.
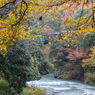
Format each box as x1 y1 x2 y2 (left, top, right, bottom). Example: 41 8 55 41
54 67 66 78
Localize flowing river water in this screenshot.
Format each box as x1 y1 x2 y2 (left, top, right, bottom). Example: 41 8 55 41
26 73 95 95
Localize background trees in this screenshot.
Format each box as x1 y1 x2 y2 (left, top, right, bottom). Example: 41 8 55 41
0 0 95 94
0 0 94 53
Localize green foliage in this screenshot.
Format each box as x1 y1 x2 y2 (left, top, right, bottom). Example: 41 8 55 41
84 64 95 73
76 32 95 49
67 31 95 50
50 39 68 67
74 8 91 20
50 40 62 56
19 87 46 95
67 7 91 29
89 46 95 64
84 72 95 86
47 20 61 31
0 17 45 94
0 41 41 94
46 62 54 73
46 11 62 31
83 47 95 86
26 18 45 62
0 78 9 95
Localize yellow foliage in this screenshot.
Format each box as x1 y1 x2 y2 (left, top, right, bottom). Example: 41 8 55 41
48 41 51 45
89 46 95 66
21 87 46 95
36 29 39 32
0 0 94 55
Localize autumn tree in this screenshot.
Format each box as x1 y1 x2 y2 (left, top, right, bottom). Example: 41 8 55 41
0 0 95 53
0 0 95 93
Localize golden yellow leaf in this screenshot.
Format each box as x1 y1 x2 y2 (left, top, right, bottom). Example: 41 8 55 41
36 29 39 32
48 41 51 45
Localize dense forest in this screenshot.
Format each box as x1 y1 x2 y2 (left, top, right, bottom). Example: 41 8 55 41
0 0 95 95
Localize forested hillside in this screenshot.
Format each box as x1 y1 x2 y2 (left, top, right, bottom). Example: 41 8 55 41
0 0 95 95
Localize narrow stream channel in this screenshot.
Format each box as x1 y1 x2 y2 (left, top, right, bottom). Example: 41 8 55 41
26 73 95 95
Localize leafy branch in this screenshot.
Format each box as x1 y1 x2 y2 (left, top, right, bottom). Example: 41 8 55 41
76 0 95 29
0 0 16 9
12 0 28 27
0 0 28 27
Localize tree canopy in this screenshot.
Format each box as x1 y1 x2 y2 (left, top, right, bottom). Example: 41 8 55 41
0 0 95 94
0 0 95 55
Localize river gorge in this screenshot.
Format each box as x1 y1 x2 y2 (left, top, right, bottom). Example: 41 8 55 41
26 73 95 95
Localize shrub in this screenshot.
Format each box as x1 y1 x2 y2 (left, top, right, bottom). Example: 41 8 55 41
76 32 95 49
0 41 41 94
74 7 91 20
89 46 95 64
49 40 65 67
84 72 95 86
46 62 54 73
19 87 46 95
0 78 9 95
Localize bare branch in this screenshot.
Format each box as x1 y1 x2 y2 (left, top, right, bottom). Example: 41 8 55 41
92 0 95 28
11 0 28 27
48 1 69 7
76 0 85 29
0 0 16 9
78 14 93 29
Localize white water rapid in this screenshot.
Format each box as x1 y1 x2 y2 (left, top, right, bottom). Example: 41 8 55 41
26 73 95 95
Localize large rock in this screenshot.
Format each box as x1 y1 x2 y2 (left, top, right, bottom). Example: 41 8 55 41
38 61 49 75
54 63 84 80
54 67 66 78
38 60 54 75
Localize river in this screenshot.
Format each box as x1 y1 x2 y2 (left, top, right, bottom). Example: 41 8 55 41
26 73 95 95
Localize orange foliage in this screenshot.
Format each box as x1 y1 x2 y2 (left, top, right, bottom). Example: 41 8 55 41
0 0 94 55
